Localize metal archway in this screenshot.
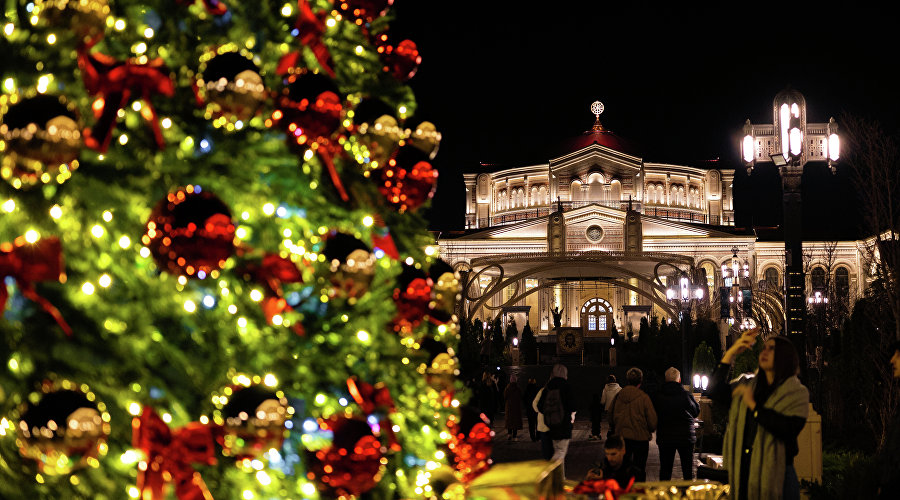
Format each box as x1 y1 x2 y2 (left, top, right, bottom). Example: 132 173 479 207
458 250 697 325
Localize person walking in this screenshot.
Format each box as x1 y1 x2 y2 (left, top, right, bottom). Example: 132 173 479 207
504 374 523 440
523 378 540 442
609 367 657 482
532 384 554 460
654 367 700 480
538 364 575 478
705 328 809 500
476 371 499 425
600 375 622 424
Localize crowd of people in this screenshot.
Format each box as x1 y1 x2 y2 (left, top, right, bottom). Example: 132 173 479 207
468 329 900 499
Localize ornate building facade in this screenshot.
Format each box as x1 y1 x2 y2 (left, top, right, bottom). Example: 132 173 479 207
437 103 868 352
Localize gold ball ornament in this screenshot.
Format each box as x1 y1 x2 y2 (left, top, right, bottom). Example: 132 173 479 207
322 232 376 299
15 382 110 476
353 97 404 167
0 94 82 189
197 49 267 125
428 259 461 324
217 384 290 460
359 114 403 166
32 0 110 46
406 120 441 159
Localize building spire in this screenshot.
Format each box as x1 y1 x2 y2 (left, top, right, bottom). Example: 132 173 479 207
590 101 605 131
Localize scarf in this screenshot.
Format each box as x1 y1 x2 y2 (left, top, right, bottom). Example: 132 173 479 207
723 373 809 500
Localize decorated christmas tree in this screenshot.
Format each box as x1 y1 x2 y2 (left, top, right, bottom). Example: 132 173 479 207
0 1 490 498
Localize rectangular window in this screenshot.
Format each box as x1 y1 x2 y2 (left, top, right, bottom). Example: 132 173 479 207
525 279 538 290
588 316 596 330
598 316 607 331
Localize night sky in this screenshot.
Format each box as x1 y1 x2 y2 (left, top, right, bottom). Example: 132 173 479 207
390 5 899 235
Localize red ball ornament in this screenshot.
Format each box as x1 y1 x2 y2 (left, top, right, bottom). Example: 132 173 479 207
306 416 383 498
381 39 421 81
219 385 290 460
447 405 493 483
143 186 236 278
272 69 342 146
391 263 431 335
379 145 437 212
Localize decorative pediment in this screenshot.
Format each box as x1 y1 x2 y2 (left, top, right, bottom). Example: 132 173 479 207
549 143 642 179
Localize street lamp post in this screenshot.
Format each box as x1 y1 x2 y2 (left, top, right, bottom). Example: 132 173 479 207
741 89 839 343
721 247 751 324
667 272 704 380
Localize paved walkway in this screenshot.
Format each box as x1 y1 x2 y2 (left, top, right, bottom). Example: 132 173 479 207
488 415 697 482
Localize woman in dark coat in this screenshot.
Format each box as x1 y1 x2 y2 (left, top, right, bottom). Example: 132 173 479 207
504 374 523 439
653 367 700 480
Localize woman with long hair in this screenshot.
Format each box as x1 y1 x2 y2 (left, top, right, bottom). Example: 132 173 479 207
705 328 809 500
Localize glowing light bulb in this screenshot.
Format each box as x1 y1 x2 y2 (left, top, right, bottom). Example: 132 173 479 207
249 289 263 302
114 19 126 30
118 134 128 145
184 300 196 312
118 236 131 249
363 215 374 227
143 27 154 38
98 274 112 288
357 330 370 342
262 203 275 215
2 199 14 212
49 205 62 219
264 374 277 387
24 229 40 243
161 118 172 129
91 225 105 238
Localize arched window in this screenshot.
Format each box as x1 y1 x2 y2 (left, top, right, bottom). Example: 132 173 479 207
588 179 604 202
610 180 622 205
539 185 547 205
581 298 612 335
764 267 780 289
657 185 664 205
571 181 583 202
835 266 850 299
811 267 826 291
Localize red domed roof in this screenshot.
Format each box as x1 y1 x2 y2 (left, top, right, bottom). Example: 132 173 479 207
556 116 641 158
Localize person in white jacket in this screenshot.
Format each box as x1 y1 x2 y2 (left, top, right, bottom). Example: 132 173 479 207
600 375 622 423
532 386 553 460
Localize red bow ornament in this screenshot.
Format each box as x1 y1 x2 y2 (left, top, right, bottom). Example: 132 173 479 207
283 0 335 77
132 407 218 500
0 236 72 336
237 252 306 335
78 50 175 153
347 377 401 452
